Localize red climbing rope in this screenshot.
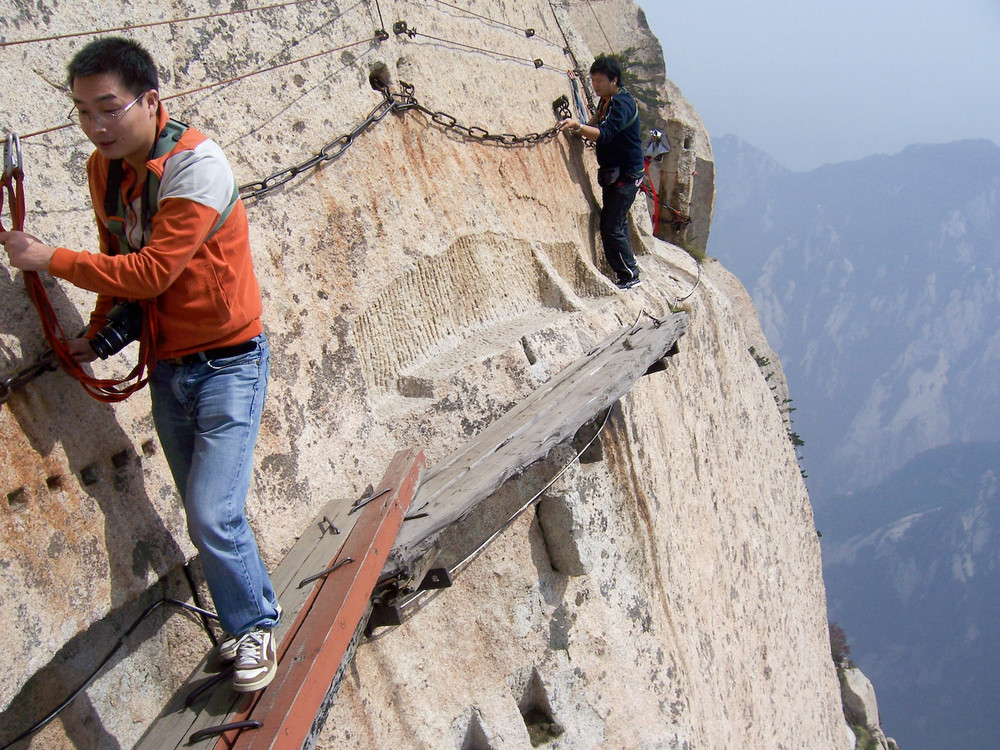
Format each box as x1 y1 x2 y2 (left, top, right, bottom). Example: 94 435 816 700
640 157 661 231
1 134 156 402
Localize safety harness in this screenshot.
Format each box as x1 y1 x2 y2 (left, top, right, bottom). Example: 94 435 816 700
640 129 670 230
0 120 240 403
104 118 239 254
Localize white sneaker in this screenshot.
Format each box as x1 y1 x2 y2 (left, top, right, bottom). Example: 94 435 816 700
217 634 239 663
232 629 277 692
217 603 281 663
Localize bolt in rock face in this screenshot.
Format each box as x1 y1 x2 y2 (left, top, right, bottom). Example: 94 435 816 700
0 1 846 748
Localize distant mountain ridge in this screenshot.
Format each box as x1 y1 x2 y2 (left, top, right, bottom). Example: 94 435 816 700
710 135 1000 502
822 440 1000 750
710 135 1000 750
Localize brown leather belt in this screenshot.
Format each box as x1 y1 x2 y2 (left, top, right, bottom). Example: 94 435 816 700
161 339 257 366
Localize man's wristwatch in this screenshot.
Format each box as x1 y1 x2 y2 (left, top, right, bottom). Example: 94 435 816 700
573 123 584 133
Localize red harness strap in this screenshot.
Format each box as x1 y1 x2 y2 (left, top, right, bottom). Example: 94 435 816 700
2 137 156 402
640 157 661 230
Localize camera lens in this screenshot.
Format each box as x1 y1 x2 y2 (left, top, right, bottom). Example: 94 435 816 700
90 302 143 359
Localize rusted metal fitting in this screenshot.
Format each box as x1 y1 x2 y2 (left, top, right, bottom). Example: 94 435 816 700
0 349 58 407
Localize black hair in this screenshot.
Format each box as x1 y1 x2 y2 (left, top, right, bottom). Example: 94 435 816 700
67 37 159 95
589 55 623 87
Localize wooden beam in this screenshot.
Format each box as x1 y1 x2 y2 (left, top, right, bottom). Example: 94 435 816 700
383 313 687 593
134 449 423 750
135 493 362 749
223 447 424 750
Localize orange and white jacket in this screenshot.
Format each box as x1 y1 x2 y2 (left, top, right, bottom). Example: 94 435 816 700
48 105 263 360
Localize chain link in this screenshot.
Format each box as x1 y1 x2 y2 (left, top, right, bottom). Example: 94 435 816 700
395 83 569 145
0 349 58 406
240 83 572 201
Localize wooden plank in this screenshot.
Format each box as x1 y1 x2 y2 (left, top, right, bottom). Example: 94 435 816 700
222 447 424 750
134 493 362 750
384 314 688 589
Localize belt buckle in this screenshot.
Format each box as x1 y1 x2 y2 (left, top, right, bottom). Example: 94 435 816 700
164 354 200 366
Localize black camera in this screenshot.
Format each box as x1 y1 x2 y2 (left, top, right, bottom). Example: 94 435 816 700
90 301 143 359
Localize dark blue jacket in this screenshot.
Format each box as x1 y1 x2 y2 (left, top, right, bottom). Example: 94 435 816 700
595 87 644 177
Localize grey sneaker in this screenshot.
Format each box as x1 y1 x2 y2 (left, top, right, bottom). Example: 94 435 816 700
217 603 281 662
232 628 277 692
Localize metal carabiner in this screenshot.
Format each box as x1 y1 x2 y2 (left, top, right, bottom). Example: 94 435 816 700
3 132 23 178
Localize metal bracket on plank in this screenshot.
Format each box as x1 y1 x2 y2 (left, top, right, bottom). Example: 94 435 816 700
418 568 452 591
643 341 681 377
297 557 355 589
349 486 391 515
318 515 341 536
189 720 262 744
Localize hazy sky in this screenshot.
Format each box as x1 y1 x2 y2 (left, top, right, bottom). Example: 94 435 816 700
640 0 1000 172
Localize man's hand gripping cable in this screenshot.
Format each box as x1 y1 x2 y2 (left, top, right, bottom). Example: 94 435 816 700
0 132 155 405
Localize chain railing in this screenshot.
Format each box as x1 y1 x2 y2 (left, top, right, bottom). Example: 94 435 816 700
238 86 401 200
240 82 571 200
0 83 573 404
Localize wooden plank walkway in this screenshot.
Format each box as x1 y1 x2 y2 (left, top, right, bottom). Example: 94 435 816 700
381 313 688 599
135 313 686 745
135 448 423 750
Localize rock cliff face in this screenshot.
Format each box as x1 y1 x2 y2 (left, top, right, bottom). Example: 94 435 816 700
838 665 898 750
1 1 846 747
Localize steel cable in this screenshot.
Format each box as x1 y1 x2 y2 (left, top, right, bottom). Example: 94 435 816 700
373 0 386 30
584 0 615 54
424 0 568 51
672 260 702 307
0 598 219 750
0 0 325 47
392 22 566 72
17 34 381 141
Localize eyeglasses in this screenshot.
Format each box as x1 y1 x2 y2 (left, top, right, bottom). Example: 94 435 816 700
68 92 147 126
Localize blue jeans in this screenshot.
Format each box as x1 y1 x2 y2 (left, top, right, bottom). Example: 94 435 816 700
601 180 641 284
150 333 279 636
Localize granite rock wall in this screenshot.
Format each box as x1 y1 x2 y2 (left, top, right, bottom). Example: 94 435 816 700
1 1 844 747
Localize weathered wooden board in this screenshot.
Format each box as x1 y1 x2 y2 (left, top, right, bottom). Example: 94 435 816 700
383 313 688 591
226 448 423 750
134 448 423 750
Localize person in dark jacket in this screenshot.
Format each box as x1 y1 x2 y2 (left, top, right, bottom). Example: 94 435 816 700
559 56 645 289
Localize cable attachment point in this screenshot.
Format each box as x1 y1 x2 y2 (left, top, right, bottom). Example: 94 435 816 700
525 28 535 38
0 348 58 407
533 58 543 69
393 20 416 37
375 28 389 42
552 95 570 121
368 61 392 95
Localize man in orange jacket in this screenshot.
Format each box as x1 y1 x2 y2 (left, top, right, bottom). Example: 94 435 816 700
1 37 279 692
